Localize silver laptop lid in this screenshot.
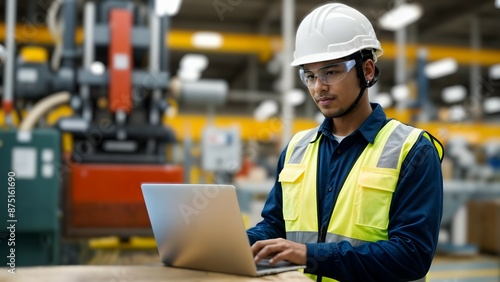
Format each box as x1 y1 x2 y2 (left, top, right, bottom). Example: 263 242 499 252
141 184 259 276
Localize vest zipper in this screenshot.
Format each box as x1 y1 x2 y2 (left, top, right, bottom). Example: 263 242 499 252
318 225 327 243
316 226 327 282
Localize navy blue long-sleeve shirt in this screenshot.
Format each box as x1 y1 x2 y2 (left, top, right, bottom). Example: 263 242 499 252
247 104 443 281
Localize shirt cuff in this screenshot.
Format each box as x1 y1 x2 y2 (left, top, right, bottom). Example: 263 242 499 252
304 242 338 274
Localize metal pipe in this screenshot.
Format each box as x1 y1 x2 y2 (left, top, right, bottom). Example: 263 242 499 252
149 7 162 125
469 15 482 120
417 48 430 122
19 91 71 132
149 10 161 73
394 0 407 111
246 56 259 112
280 0 295 150
228 90 279 102
180 80 228 105
2 0 16 124
395 29 406 85
61 0 78 68
83 2 95 68
160 16 170 73
81 1 96 121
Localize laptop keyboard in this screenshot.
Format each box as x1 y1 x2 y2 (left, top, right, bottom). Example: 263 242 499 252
256 259 294 270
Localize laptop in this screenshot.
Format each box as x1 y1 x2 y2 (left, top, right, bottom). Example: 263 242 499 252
141 183 306 276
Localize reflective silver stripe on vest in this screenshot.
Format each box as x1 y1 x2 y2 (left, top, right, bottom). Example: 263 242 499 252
324 233 369 246
286 231 369 246
289 127 319 164
286 231 317 244
376 123 415 169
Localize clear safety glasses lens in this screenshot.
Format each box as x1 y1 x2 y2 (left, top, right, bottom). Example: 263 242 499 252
299 59 356 88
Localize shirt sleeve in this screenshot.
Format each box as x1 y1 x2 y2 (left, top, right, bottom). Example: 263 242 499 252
305 135 444 281
246 148 288 245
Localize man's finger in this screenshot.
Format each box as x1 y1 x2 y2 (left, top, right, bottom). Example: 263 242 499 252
250 240 268 255
255 243 282 262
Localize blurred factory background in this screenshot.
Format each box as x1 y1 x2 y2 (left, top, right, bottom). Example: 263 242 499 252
0 0 499 280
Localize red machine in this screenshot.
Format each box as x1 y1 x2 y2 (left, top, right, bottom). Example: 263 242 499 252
68 163 182 236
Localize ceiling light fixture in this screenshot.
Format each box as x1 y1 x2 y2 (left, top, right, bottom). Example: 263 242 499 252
372 92 393 108
178 68 200 81
496 0 500 9
180 54 209 72
192 32 223 49
483 97 500 114
90 61 105 75
424 58 458 79
287 89 306 106
442 85 467 103
391 84 410 102
489 64 500 80
177 54 209 81
379 3 423 31
448 105 467 121
155 0 182 16
254 100 278 121
0 44 6 62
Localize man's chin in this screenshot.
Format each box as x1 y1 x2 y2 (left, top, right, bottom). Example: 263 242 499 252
321 109 344 119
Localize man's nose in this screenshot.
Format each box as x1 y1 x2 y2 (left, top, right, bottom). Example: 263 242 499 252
313 76 328 92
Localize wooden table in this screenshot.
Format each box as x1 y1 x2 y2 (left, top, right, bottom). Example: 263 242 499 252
1 265 312 282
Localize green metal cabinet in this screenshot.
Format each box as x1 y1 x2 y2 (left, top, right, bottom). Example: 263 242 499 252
0 129 61 266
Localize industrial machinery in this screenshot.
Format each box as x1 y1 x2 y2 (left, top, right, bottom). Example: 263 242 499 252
1 0 227 265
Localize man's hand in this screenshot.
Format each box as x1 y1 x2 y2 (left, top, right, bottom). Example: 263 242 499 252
251 238 307 266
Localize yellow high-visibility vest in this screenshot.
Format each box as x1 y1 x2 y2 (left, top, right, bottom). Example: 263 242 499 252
279 120 440 282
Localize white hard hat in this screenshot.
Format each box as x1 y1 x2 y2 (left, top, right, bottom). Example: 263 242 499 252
291 3 383 66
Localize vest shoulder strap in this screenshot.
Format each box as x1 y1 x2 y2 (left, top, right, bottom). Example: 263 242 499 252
285 126 319 164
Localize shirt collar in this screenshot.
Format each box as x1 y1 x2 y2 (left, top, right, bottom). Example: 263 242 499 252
315 103 387 144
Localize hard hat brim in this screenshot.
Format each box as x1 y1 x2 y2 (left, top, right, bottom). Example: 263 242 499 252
291 50 357 66
291 48 383 66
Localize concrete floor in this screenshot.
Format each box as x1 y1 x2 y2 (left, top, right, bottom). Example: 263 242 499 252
429 254 500 282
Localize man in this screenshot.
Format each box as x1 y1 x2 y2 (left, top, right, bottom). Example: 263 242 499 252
247 3 444 281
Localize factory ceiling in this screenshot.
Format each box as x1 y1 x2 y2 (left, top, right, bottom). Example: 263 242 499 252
1 0 500 118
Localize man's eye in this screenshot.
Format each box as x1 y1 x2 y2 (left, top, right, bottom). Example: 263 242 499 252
306 74 315 80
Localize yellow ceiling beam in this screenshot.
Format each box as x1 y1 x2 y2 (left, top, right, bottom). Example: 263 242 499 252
1 24 499 65
164 114 317 142
415 121 500 146
168 30 281 62
381 42 500 66
0 23 84 45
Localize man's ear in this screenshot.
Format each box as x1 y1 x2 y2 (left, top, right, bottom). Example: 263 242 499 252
363 59 375 82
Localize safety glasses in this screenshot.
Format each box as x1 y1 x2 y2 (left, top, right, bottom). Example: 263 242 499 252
299 59 356 88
